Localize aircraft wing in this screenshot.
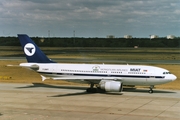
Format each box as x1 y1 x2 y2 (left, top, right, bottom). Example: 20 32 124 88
41 75 122 84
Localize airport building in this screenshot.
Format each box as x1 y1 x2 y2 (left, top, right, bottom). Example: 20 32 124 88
107 35 115 38
150 35 159 39
124 35 132 39
167 35 176 39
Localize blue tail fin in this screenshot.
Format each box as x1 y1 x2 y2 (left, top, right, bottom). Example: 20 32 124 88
18 34 56 63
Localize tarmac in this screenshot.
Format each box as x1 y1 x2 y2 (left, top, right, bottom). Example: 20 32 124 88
0 83 180 120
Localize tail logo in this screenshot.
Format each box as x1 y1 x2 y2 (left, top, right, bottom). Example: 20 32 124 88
24 43 36 56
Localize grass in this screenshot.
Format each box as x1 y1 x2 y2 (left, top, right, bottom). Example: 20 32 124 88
0 46 180 60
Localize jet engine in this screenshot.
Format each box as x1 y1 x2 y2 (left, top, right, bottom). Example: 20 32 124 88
99 80 123 92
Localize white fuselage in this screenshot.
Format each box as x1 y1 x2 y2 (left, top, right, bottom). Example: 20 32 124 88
20 63 177 86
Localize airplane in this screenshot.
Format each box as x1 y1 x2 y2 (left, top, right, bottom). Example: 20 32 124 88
17 34 177 93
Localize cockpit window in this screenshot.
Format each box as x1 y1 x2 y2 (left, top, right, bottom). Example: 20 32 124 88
163 72 171 74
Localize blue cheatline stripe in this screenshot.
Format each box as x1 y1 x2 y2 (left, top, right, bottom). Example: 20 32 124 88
38 72 165 79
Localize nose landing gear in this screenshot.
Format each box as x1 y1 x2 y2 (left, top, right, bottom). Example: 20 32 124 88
149 85 154 93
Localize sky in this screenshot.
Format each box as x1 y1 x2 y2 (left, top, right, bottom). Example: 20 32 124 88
0 0 180 38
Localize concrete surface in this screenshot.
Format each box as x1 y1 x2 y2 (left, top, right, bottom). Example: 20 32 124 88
0 83 180 120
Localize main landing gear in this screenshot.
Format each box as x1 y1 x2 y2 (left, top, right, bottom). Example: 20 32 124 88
149 85 154 94
86 83 105 93
86 83 97 93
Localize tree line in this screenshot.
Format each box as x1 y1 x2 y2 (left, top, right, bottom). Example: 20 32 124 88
0 37 179 48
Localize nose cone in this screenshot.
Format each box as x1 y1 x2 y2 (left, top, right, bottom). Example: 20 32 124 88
171 74 177 81
165 74 177 81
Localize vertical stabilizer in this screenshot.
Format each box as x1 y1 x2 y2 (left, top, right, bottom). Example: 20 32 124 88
18 34 55 63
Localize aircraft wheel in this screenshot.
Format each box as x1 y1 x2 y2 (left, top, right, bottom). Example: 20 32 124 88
97 87 106 93
149 85 154 94
149 90 153 94
86 88 97 93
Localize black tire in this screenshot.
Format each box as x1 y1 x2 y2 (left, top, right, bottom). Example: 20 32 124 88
149 90 153 94
86 88 97 93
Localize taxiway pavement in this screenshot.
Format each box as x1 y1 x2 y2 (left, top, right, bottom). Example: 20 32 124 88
0 83 180 120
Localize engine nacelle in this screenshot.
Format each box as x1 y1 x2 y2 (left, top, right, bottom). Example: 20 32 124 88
99 80 123 92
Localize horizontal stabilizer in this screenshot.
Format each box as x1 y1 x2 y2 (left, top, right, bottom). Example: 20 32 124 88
40 75 51 81
41 75 47 81
7 65 21 67
19 63 39 70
